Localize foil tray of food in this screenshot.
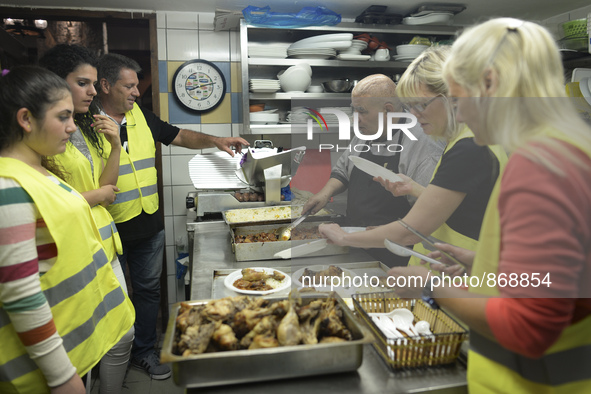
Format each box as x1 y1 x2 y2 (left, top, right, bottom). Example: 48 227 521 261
160 292 374 388
230 222 348 261
222 204 335 226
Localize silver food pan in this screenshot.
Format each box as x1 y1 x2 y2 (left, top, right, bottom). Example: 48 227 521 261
160 292 374 388
222 204 335 226
230 222 348 261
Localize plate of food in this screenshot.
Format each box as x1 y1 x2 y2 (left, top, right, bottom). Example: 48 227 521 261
224 267 291 295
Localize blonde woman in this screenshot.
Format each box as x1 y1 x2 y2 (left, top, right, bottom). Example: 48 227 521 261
390 18 591 393
319 46 507 267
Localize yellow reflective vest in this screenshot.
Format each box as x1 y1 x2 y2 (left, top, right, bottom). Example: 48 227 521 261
409 127 508 268
103 103 158 223
469 133 591 393
53 131 122 259
0 158 135 393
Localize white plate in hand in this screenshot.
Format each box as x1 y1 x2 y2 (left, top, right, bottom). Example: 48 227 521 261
384 239 447 266
342 227 366 233
224 267 291 295
349 156 403 183
274 239 328 260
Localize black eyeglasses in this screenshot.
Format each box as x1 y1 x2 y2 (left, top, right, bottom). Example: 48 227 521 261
401 95 441 113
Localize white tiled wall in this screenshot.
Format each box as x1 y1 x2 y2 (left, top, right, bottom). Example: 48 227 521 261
157 11 239 311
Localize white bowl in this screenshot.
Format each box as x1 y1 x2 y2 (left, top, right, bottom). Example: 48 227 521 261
307 85 324 93
277 66 309 81
278 67 311 92
293 63 312 77
396 44 430 57
249 112 280 124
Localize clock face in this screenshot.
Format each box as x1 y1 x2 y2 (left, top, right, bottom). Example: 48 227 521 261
172 60 227 113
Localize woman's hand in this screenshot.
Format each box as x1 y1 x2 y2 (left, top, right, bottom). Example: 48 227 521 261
50 374 85 394
97 185 119 207
92 115 121 149
318 223 348 246
386 265 431 298
374 174 416 197
424 243 475 276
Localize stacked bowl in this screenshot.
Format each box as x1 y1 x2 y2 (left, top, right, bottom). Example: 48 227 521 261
393 44 429 62
277 63 312 93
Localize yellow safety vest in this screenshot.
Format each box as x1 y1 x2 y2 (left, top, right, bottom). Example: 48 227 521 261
53 132 122 259
408 127 508 268
103 103 159 223
469 134 591 393
0 158 135 394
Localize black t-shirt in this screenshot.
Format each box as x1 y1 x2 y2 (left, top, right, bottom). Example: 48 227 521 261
430 138 500 240
115 106 180 244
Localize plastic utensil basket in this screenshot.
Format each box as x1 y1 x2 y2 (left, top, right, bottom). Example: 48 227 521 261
562 19 588 38
353 292 468 370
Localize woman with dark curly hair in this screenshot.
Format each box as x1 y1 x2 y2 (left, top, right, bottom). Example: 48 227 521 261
40 45 133 394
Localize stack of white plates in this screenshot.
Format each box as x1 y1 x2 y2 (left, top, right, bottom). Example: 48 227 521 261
248 45 288 58
289 33 353 49
287 48 336 59
249 79 281 93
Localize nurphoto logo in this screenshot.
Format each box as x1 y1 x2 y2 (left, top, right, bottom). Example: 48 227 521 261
305 108 419 153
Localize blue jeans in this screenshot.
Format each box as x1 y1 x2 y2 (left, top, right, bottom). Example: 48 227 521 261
118 229 165 359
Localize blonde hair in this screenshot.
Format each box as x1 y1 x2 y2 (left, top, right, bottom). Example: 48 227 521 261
444 17 591 174
397 46 461 142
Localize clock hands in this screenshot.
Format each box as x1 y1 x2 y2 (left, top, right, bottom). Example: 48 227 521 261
186 82 216 91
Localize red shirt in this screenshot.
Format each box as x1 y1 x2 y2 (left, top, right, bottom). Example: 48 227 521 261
486 142 591 358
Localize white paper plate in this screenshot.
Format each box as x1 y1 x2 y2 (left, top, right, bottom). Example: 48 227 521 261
349 156 403 183
274 239 327 259
224 267 291 295
337 54 371 61
384 239 445 266
291 265 356 288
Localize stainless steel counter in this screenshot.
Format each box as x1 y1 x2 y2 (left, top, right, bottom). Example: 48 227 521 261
187 220 468 394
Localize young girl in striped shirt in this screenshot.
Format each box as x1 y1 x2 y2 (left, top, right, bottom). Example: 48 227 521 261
0 67 134 393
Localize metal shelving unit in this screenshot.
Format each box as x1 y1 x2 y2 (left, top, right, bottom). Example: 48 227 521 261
240 20 459 135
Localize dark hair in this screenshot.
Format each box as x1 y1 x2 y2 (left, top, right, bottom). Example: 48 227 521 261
97 53 141 86
39 44 98 79
39 44 104 156
0 66 71 177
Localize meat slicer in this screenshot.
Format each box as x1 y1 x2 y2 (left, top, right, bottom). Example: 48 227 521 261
186 140 306 218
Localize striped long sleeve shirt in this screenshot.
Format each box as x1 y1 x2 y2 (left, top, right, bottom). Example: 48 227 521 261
0 176 77 388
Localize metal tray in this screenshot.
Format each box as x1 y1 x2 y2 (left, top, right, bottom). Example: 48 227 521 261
230 222 348 261
222 204 335 226
160 293 375 388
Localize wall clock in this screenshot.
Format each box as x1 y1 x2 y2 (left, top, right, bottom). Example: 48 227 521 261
172 59 227 113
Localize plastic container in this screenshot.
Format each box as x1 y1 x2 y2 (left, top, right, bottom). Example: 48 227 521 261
562 18 588 38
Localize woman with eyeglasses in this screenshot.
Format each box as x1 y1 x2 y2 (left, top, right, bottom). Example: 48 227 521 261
388 18 591 393
0 66 135 394
39 44 134 394
320 46 507 270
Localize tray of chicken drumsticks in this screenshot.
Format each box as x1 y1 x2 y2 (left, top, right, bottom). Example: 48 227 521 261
160 292 374 388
